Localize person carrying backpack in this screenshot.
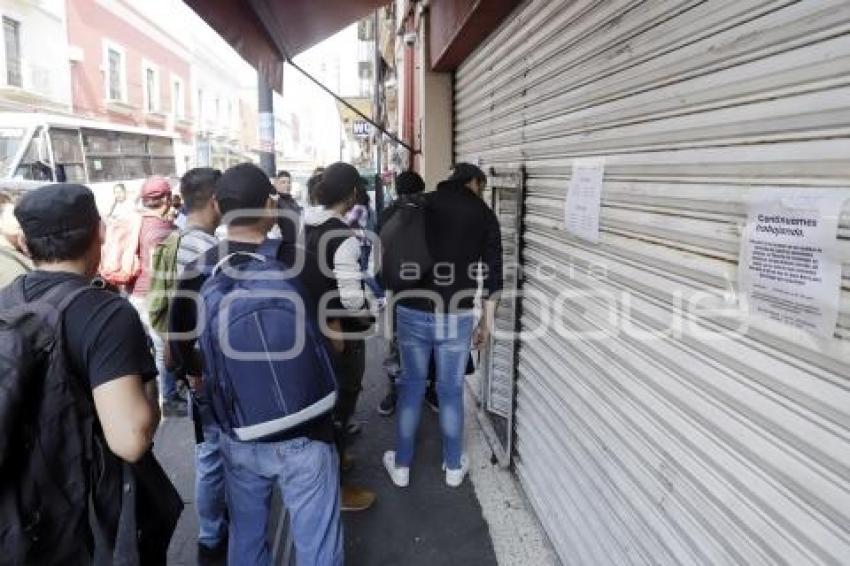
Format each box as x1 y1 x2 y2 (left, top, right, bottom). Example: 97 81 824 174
383 163 503 489
155 167 227 565
375 171 440 417
169 163 342 566
126 176 185 416
302 162 376 513
0 183 163 563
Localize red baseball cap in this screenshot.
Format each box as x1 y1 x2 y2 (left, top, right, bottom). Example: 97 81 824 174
140 176 172 200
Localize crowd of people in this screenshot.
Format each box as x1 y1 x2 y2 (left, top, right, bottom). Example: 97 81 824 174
0 159 502 566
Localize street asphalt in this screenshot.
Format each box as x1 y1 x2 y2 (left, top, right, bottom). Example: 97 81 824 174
155 333 499 566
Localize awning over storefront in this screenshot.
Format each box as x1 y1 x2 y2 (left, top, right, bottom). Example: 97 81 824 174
184 0 388 91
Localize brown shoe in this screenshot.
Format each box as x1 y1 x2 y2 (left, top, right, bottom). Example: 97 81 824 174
341 485 376 512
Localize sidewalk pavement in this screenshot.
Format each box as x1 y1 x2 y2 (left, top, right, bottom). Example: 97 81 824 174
155 334 500 565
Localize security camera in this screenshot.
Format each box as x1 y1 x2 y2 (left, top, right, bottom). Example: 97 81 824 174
403 32 417 46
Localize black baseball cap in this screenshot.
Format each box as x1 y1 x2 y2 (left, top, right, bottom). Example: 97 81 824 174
322 162 366 191
448 162 486 183
216 163 275 217
15 183 100 239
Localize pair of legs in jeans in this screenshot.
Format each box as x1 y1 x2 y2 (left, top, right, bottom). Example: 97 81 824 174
394 305 476 470
221 434 343 566
193 395 227 551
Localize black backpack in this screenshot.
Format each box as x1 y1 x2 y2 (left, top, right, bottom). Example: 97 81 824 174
0 277 101 564
379 195 434 292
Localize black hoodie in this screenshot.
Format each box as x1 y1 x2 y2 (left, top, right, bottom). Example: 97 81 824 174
402 179 503 312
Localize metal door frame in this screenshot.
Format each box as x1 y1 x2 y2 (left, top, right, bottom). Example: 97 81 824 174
476 165 526 468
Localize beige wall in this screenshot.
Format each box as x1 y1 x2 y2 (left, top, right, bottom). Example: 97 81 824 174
417 13 453 190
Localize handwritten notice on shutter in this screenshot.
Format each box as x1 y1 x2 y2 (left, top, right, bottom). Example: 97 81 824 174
564 159 605 243
738 190 845 338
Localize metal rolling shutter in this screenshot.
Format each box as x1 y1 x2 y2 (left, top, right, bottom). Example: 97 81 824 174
454 1 850 564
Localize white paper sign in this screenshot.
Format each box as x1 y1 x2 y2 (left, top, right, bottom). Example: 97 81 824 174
564 159 605 243
738 190 845 338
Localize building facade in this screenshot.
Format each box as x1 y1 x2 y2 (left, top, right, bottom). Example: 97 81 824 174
0 0 71 113
62 0 258 175
185 5 258 172
66 0 193 156
274 23 359 176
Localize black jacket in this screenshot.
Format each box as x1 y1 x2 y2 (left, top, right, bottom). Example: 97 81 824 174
378 193 421 228
276 194 302 244
403 180 503 312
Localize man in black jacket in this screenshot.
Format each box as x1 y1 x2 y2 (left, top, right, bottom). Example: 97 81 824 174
383 163 503 489
377 171 441 417
273 169 301 244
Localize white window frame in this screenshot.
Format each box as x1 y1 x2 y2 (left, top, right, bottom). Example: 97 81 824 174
102 39 127 103
3 15 23 89
142 59 161 113
171 74 185 119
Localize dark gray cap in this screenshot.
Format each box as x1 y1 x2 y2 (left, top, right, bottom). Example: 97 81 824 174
448 162 486 183
15 183 100 238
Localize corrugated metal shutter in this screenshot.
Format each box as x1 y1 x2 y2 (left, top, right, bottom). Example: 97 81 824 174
454 1 850 564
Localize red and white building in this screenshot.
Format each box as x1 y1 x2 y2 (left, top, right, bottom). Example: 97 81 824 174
0 0 260 174
65 0 194 170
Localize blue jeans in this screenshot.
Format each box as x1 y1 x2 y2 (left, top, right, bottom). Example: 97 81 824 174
129 296 178 401
221 435 343 566
395 305 475 469
360 242 385 299
195 398 227 548
150 330 178 400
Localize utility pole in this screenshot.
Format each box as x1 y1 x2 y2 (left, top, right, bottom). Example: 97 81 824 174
258 68 275 176
373 10 385 217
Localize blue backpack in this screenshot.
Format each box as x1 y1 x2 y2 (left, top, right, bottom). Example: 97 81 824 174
198 239 337 441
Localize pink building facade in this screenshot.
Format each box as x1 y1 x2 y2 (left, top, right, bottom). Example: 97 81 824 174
66 0 192 143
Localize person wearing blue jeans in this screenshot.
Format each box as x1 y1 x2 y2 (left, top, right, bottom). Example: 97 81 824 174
194 398 228 555
166 167 227 562
171 164 344 564
383 163 503 488
221 434 343 566
130 296 184 417
386 306 476 485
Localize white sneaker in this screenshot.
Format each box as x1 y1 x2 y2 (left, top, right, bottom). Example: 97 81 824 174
444 455 470 488
383 451 410 487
